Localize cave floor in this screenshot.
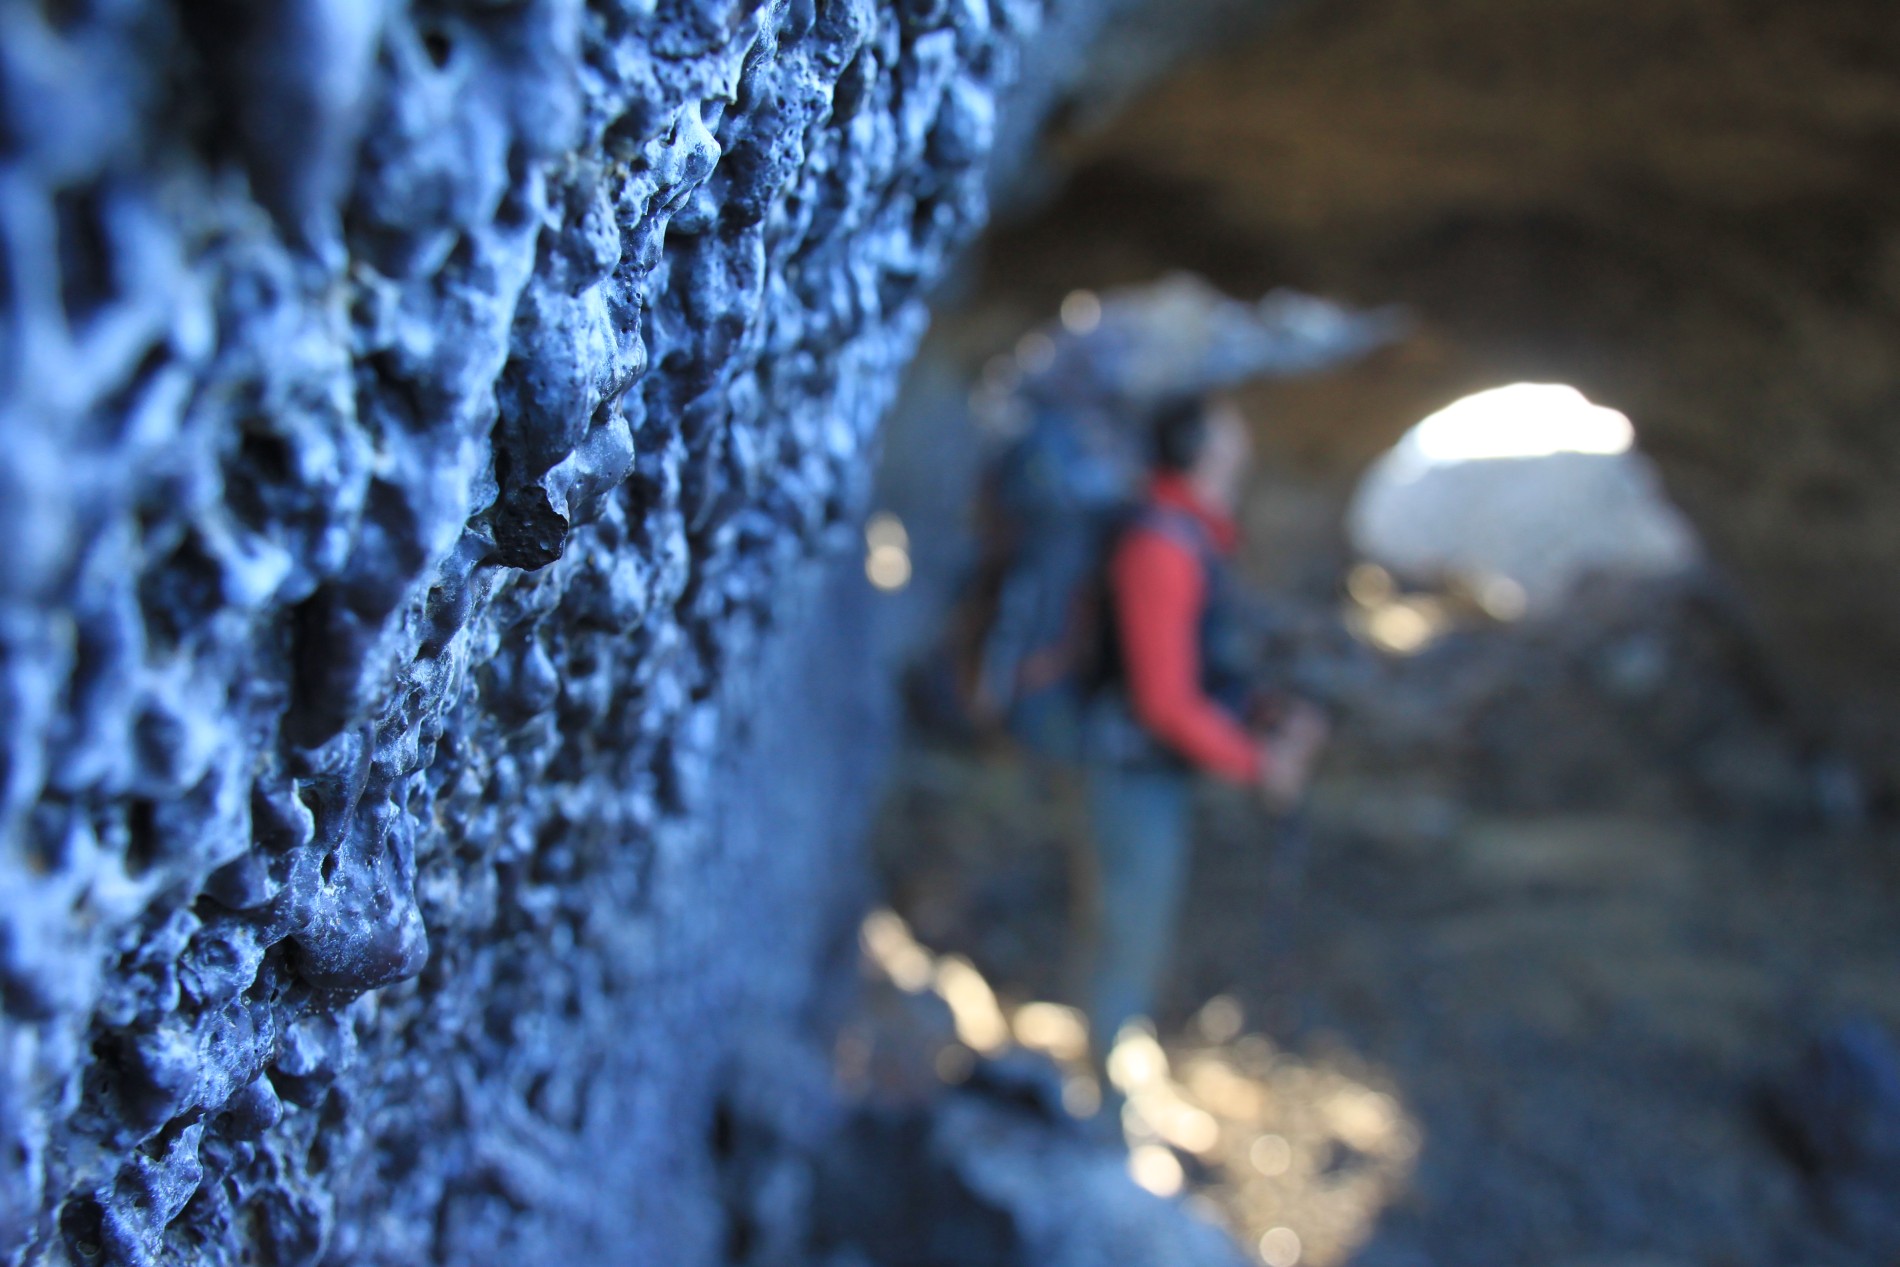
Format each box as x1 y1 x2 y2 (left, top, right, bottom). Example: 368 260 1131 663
870 729 1900 1267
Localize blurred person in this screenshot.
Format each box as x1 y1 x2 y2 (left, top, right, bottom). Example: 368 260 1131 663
914 387 1327 1082
1081 394 1326 1074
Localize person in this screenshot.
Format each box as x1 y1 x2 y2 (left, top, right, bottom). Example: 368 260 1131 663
1080 393 1326 1076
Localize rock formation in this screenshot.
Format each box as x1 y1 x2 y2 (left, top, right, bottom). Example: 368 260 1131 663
5 0 1897 1263
0 2 1039 1261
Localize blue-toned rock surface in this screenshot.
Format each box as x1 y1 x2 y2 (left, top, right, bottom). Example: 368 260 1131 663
0 2 1042 1262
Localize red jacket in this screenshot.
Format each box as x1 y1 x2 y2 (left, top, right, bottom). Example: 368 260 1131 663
1108 474 1262 785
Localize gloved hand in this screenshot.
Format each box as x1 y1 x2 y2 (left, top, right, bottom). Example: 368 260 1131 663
1257 701 1329 812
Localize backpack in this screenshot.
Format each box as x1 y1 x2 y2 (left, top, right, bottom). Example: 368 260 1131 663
902 282 1403 753
906 397 1144 754
910 392 1270 760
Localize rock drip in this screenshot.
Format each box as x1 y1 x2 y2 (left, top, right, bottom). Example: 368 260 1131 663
0 2 1036 1262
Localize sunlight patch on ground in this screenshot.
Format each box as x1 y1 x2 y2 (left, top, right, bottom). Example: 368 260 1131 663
854 910 1418 1266
1113 1001 1421 1266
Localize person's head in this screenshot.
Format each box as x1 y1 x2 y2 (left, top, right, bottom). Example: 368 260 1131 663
1149 394 1252 511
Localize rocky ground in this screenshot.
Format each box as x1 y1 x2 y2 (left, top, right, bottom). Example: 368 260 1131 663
865 572 1900 1267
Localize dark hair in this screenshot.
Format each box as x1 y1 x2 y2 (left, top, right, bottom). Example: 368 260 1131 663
1149 395 1209 472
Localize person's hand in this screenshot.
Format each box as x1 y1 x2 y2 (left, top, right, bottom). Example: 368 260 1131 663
1257 703 1329 812
1284 701 1330 755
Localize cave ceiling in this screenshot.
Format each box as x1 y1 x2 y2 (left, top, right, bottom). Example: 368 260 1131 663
984 0 1900 785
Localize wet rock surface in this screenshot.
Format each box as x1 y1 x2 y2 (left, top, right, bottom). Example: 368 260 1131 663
0 2 1047 1263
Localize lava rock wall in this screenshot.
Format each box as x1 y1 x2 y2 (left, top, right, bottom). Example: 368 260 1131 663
0 1 1042 1262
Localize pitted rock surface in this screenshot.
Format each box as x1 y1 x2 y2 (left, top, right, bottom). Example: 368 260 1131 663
0 2 1045 1263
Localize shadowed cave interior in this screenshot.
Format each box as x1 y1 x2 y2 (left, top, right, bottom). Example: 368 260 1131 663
2 2 1899 1266
859 4 1900 1264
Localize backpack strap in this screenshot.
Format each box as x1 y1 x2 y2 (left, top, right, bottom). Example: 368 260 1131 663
1131 504 1220 570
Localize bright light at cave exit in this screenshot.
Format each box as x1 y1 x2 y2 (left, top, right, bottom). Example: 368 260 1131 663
1402 383 1634 466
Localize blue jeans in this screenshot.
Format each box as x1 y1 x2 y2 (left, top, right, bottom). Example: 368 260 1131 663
1083 761 1193 1064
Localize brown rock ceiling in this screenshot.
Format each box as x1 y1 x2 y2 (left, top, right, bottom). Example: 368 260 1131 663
982 0 1900 789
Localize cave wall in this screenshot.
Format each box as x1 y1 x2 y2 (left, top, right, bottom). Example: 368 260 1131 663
0 2 1049 1262
17 0 1893 1260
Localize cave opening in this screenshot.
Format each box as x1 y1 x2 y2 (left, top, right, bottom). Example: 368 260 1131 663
1343 381 1701 655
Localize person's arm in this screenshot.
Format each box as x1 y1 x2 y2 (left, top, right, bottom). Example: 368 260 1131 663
1111 530 1262 784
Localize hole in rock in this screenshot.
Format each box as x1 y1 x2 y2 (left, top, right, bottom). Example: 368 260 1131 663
138 530 226 653
1344 382 1700 655
58 1196 105 1261
710 1100 737 1160
123 799 161 878
421 27 453 68
226 422 296 531
53 184 116 327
